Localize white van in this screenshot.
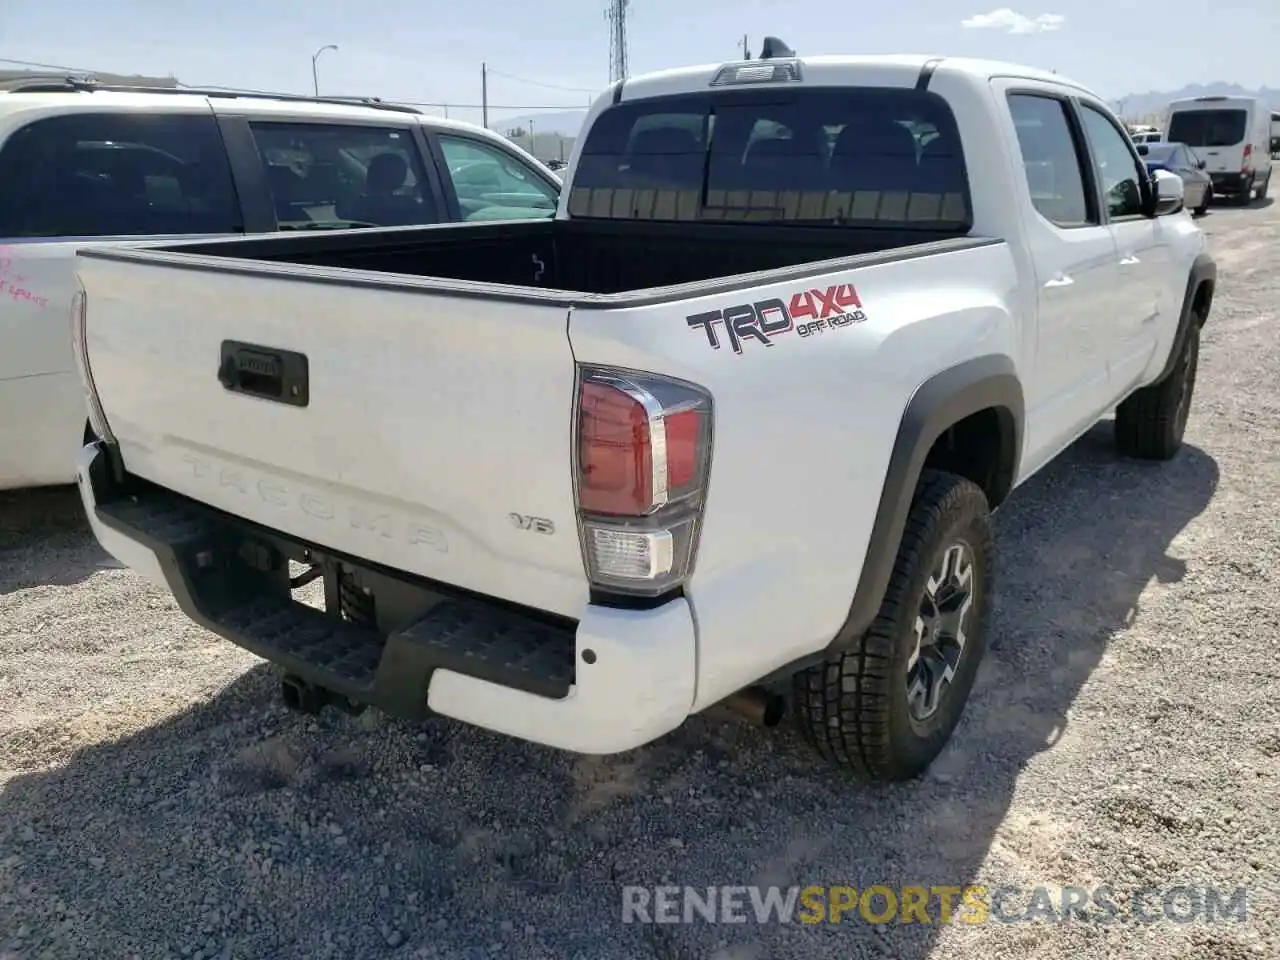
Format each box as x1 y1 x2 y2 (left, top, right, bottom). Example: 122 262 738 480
1164 96 1273 205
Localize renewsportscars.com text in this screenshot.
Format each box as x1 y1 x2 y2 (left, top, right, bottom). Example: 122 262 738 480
620 884 1249 926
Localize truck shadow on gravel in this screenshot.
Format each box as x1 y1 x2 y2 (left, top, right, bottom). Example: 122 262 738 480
0 422 1219 960
0 485 113 595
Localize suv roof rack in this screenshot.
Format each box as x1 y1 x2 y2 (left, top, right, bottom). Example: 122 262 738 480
0 74 423 115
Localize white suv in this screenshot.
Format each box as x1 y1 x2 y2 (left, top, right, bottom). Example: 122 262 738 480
0 76 562 491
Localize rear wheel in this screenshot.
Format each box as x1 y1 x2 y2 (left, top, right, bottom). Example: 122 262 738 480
1193 189 1209 217
792 470 993 781
1114 322 1200 461
1238 178 1253 206
1257 171 1270 200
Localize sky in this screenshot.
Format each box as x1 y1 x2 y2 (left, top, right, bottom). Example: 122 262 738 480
2 0 1277 129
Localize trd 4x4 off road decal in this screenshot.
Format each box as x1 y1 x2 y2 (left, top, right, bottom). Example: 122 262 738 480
686 282 867 354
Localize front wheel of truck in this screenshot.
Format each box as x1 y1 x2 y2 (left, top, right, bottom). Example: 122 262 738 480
1114 321 1200 461
792 469 994 781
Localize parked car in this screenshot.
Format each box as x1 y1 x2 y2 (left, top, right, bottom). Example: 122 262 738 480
1137 141 1212 216
0 77 561 491
1165 95 1273 205
70 50 1212 782
1131 130 1163 145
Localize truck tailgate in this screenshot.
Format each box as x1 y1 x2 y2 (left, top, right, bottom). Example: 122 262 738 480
76 254 587 618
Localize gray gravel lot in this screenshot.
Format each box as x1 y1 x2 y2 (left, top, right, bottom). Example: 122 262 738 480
2 200 1279 960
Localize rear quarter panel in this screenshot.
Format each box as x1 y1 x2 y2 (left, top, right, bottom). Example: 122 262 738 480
569 240 1022 711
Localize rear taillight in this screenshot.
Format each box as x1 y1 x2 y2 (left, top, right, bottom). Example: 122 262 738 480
70 276 115 445
574 367 713 598
1243 143 1252 170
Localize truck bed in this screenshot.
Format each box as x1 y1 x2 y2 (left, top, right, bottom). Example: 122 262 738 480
113 218 972 297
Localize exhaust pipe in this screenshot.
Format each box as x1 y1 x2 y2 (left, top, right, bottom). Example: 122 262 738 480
718 685 786 728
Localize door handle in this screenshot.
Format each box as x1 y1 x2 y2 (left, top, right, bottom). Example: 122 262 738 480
1044 274 1074 288
1119 254 1140 266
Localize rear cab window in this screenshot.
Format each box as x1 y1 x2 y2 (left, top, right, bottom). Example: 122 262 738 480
248 122 438 229
1167 109 1248 147
0 112 242 238
567 87 971 228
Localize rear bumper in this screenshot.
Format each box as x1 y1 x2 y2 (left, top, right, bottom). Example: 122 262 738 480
1209 172 1252 194
75 442 697 754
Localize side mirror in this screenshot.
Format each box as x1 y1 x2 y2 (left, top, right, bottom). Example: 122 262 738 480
1152 168 1185 216
1197 158 1207 170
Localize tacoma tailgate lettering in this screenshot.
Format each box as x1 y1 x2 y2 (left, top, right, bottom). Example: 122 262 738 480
179 452 448 553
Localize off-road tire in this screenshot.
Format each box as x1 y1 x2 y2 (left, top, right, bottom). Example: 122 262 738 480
1114 321 1201 461
1193 192 1209 217
792 469 994 781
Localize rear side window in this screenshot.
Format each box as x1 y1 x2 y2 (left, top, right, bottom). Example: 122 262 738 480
569 88 971 228
1006 94 1092 227
437 135 559 221
248 122 438 229
0 112 242 239
1166 109 1248 148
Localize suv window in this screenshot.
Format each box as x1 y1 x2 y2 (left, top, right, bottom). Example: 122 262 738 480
0 112 242 238
569 88 971 227
249 122 438 229
436 135 559 221
1078 104 1145 219
1006 94 1092 226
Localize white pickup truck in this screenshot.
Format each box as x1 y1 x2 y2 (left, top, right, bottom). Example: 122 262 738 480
69 49 1216 781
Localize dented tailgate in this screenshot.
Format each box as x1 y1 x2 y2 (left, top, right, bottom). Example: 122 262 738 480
76 253 588 618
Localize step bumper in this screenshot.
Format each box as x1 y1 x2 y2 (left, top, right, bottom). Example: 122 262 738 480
75 441 697 754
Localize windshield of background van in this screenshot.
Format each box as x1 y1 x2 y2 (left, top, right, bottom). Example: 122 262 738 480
567 87 972 228
1167 109 1248 147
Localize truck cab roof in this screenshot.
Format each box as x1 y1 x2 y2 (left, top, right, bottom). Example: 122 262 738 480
616 54 1092 103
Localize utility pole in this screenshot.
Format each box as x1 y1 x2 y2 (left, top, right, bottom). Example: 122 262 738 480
481 62 489 129
606 0 631 84
529 119 536 157
311 44 337 96
742 34 750 59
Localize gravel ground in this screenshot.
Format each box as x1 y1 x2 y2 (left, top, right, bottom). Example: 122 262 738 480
2 199 1279 960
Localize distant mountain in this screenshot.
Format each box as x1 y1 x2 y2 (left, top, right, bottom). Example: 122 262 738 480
1116 83 1280 122
491 110 588 138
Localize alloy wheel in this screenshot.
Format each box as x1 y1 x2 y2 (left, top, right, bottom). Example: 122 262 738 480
906 541 976 723
1172 329 1199 436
